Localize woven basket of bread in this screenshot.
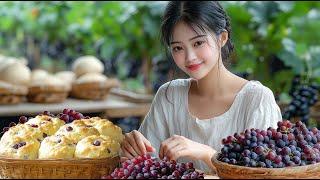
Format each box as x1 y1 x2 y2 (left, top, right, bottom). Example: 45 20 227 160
71 79 119 100
0 156 119 179
0 109 124 179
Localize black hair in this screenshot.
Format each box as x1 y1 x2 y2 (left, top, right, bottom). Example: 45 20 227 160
160 1 234 62
160 1 234 103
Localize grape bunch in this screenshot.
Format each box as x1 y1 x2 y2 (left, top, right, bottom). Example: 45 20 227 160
41 109 88 123
282 75 319 126
218 120 320 168
102 154 204 179
56 108 89 123
1 109 88 135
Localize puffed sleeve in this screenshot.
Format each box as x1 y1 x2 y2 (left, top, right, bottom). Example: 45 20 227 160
245 86 282 130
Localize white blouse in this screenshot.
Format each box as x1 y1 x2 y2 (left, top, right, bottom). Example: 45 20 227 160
138 78 282 173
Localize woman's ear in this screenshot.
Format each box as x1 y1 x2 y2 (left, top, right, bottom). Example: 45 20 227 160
220 31 229 47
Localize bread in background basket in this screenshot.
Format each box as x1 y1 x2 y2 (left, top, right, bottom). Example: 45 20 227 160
0 56 30 104
28 71 71 103
70 56 120 100
0 109 123 179
0 80 28 104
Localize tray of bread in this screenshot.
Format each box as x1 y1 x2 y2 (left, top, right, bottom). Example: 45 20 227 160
0 109 123 179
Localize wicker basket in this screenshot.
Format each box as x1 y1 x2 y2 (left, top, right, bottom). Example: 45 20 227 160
71 79 120 100
211 153 320 179
0 81 28 105
0 156 119 179
27 85 70 103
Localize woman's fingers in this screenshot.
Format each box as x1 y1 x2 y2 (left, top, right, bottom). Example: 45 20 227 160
121 142 137 159
121 130 155 160
140 132 156 152
122 134 140 157
132 130 147 155
159 136 179 159
163 141 180 159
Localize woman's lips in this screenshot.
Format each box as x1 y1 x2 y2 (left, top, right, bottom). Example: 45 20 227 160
186 62 203 71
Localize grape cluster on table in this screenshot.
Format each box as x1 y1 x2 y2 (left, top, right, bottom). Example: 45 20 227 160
282 75 319 126
218 120 320 168
1 109 88 135
102 154 204 179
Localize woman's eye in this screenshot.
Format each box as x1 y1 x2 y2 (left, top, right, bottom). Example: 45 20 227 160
172 46 183 52
194 41 205 47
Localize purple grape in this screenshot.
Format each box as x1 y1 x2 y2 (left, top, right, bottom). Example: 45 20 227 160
69 116 74 122
19 116 28 124
185 162 193 169
160 167 167 175
161 175 168 179
68 109 75 116
93 140 101 146
12 144 19 149
191 171 199 179
63 108 70 114
150 170 158 177
136 173 143 179
60 114 69 122
143 172 150 178
172 170 180 178
43 111 50 115
30 124 38 128
66 126 73 131
74 112 84 119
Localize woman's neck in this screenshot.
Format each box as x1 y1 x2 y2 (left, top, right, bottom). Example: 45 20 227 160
192 62 238 98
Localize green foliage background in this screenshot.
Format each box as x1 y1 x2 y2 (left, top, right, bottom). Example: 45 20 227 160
0 1 319 99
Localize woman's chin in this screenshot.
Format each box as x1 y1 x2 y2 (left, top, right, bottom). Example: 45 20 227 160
188 71 208 80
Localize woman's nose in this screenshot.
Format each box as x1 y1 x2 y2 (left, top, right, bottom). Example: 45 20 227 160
185 48 197 62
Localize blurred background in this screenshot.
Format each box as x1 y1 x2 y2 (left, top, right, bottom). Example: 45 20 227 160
0 1 320 130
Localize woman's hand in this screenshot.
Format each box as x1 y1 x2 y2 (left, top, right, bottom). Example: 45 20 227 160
120 130 155 159
159 135 216 168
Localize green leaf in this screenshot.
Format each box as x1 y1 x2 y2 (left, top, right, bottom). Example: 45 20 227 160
277 50 304 74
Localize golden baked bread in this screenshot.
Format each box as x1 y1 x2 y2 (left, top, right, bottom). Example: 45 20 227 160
0 124 44 145
25 115 65 136
38 135 76 159
82 117 124 143
0 136 40 160
75 135 120 159
54 120 100 144
0 109 122 160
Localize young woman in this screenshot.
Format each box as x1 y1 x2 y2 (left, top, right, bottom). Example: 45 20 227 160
120 1 282 173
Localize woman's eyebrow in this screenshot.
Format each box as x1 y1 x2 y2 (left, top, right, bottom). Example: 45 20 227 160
170 35 207 45
189 34 207 41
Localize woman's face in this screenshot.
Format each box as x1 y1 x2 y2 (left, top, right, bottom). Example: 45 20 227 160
170 21 221 80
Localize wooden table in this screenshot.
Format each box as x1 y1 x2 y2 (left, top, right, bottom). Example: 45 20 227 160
0 93 151 119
